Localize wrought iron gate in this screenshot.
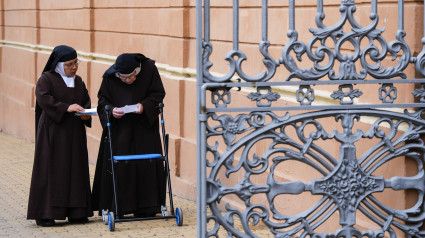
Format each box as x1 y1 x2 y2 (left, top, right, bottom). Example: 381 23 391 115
196 0 425 237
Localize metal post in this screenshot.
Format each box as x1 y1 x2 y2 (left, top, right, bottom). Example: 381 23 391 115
233 0 239 51
398 0 404 31
105 105 120 218
158 103 175 215
196 0 205 237
289 0 295 31
262 0 268 42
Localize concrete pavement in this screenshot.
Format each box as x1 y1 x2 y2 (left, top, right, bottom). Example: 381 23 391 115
0 132 198 238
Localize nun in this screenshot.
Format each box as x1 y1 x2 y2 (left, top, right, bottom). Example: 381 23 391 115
27 45 93 226
91 53 166 218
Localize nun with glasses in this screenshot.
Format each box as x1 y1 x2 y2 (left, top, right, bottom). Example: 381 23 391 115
91 53 166 218
27 45 93 226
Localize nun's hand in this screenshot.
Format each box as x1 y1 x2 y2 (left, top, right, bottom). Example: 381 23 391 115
113 107 125 118
80 114 91 120
136 103 143 114
67 104 85 113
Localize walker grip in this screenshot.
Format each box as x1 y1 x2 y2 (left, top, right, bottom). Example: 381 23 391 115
113 154 162 161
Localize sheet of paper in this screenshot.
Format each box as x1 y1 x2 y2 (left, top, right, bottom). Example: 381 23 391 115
119 104 138 114
75 108 98 116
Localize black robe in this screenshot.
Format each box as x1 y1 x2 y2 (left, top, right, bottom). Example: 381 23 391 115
27 72 93 220
91 59 166 216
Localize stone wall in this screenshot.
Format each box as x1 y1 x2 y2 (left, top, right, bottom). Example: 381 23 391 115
0 0 198 200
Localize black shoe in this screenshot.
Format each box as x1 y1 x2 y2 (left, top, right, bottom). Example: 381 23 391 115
68 217 89 224
36 219 55 227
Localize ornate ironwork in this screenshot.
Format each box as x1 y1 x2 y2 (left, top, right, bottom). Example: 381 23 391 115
412 84 425 103
296 86 315 106
331 84 363 105
211 88 231 108
379 84 397 103
248 86 280 107
196 0 425 237
204 110 425 237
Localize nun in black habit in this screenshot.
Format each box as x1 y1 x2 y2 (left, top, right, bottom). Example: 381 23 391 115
91 53 166 218
27 45 93 226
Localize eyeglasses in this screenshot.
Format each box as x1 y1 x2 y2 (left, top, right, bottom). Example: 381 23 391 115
115 66 141 80
117 71 137 80
64 60 80 68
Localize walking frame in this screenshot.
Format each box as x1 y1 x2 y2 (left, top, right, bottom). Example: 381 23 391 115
102 103 183 231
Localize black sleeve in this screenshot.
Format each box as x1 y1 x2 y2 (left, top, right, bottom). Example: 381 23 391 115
140 64 166 125
97 76 114 128
35 73 69 124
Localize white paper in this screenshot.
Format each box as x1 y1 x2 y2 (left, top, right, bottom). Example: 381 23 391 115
75 108 98 116
119 104 138 114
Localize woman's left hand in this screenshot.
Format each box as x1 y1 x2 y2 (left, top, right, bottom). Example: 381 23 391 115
68 103 85 113
136 103 143 114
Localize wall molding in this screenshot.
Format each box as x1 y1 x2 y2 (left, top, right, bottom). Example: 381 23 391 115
0 40 197 80
2 39 404 122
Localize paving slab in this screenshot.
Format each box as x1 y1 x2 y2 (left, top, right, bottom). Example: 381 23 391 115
0 132 198 238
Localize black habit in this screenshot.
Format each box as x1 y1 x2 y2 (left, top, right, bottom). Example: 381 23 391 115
27 71 93 220
91 54 166 216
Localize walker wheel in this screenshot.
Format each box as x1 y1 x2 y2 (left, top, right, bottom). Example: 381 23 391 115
175 207 183 226
108 212 115 231
102 209 109 225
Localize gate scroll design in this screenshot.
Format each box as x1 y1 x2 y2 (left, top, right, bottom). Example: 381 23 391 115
196 0 425 237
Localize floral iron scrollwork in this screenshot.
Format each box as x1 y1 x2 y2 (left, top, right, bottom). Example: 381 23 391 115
211 87 231 108
379 83 397 103
296 85 315 105
206 110 425 237
331 84 363 105
412 84 425 103
200 0 425 237
247 86 281 107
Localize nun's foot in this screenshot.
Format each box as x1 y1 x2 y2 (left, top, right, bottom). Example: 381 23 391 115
36 219 56 227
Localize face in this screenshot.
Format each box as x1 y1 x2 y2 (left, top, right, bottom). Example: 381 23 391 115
117 70 137 84
63 58 80 77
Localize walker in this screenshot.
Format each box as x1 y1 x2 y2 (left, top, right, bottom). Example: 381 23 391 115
102 103 183 231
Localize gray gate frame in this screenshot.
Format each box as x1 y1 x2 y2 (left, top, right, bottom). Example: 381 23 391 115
196 0 425 237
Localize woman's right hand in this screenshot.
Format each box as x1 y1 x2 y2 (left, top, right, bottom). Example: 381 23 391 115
67 104 84 113
112 107 125 118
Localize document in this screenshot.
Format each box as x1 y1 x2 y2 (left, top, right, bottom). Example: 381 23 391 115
119 104 139 114
75 108 98 116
